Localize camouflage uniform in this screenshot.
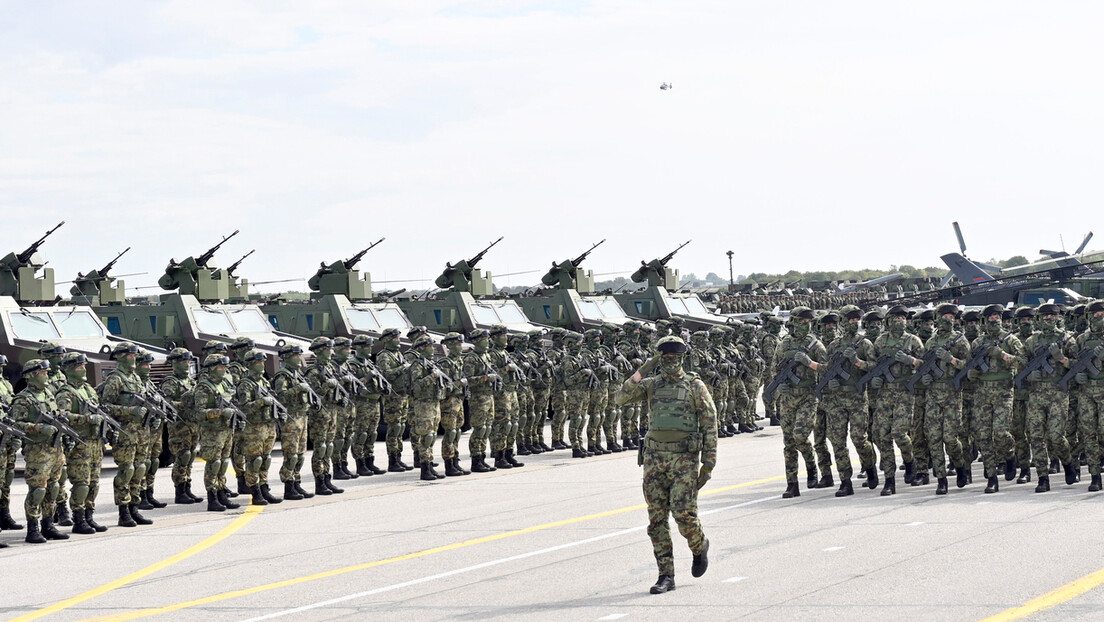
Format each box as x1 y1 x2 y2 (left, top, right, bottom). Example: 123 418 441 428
437 333 469 476
581 329 613 453
236 352 283 504
548 329 570 448
273 345 315 500
376 329 412 470
195 356 240 509
772 310 827 496
409 338 447 480
870 311 924 492
0 362 21 532
921 313 971 491
161 350 199 504
463 329 499 472
758 318 783 426
305 338 345 493
11 361 68 542
968 307 1026 491
1072 314 1104 488
820 308 877 493
54 354 107 534
1021 309 1076 488
526 331 554 451
561 332 593 456
99 343 154 523
488 325 524 466
1010 313 1036 481
617 324 646 447
330 337 360 480
348 335 386 476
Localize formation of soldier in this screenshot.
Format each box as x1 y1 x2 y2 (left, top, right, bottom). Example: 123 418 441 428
0 318 771 545
765 299 1104 499
714 291 886 314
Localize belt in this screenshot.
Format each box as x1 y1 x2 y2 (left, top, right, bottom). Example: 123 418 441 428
644 436 703 453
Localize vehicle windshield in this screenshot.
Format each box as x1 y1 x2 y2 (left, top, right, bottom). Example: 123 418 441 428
228 308 273 333
682 297 708 314
470 304 500 325
375 307 410 329
666 297 688 314
578 299 603 320
193 308 235 334
10 311 60 340
345 308 381 331
598 299 627 318
55 310 106 338
496 303 528 324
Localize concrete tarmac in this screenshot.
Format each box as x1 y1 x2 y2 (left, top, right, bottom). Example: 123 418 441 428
3 422 1104 622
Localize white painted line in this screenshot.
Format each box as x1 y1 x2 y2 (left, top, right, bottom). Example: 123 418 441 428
240 495 778 622
598 615 629 621
723 576 747 583
822 546 844 552
976 501 992 505
906 521 924 527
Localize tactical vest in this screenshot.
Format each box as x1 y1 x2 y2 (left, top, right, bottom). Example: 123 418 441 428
56 383 100 438
649 377 699 434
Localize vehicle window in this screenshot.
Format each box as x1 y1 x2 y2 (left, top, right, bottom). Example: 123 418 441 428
346 308 381 331
682 297 708 314
666 298 688 314
10 312 60 340
228 308 273 333
578 300 603 320
55 311 105 338
192 308 234 334
471 305 499 325
375 307 410 329
598 299 626 318
495 303 528 324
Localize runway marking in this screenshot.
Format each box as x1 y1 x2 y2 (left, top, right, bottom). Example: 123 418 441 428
14 505 264 622
977 566 1104 621
723 576 747 583
906 521 924 527
976 501 992 505
822 546 844 552
598 615 629 620
76 478 786 622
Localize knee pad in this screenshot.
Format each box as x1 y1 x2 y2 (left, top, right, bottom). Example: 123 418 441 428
261 456 272 473
250 456 264 473
132 461 148 483
70 483 90 507
46 481 60 502
28 487 46 506
219 458 231 477
149 458 160 473
355 431 369 446
118 463 135 484
178 449 194 466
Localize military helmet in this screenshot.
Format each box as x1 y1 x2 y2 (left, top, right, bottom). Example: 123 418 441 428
623 320 640 330
886 305 909 317
441 332 463 344
60 352 88 368
708 326 726 336
564 330 583 342
37 342 65 357
962 309 981 323
656 336 688 354
791 306 814 320
202 341 228 354
639 323 655 334
669 317 685 327
407 325 429 341
412 336 434 350
917 309 935 322
229 337 255 351
1038 303 1061 316
309 336 335 351
935 303 960 317
22 358 50 376
203 354 230 369
549 327 565 337
241 350 266 363
862 309 885 323
981 303 1005 320
839 305 863 320
583 328 601 339
1072 304 1087 316
820 312 840 324
137 351 155 364
469 328 490 340
1015 306 1036 319
488 324 508 337
0 355 8 366
600 323 620 334
167 347 193 362
381 328 402 339
1087 300 1104 314
110 342 140 360
279 344 304 359
527 330 543 343
1001 308 1014 321
333 336 353 348
508 334 525 345
352 334 374 346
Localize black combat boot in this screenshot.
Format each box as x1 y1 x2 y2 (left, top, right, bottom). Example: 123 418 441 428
294 480 314 499
903 460 915 485
956 466 969 488
175 483 196 504
739 423 757 434
781 480 800 499
817 472 834 489
284 480 304 501
935 477 948 495
260 484 282 504
41 516 69 540
769 416 780 426
412 453 421 468
607 440 623 453
1016 468 1032 484
387 453 403 473
86 508 107 532
494 451 513 469
984 476 999 494
552 440 569 450
324 474 344 494
118 504 138 527
250 485 268 506
136 489 155 511
1035 475 1050 493
0 505 23 530
594 443 610 455
1005 457 1017 481
506 449 524 468
216 489 240 509
344 461 359 479
691 539 710 577
1050 458 1061 474
880 477 896 496
650 575 676 594
397 455 414 471
146 486 167 508
355 458 373 477
366 456 386 475
54 503 73 526
910 473 929 487
1065 463 1079 486
185 480 203 502
472 456 494 473
835 479 854 497
236 474 249 495
314 476 333 496
129 504 153 525
572 447 588 459
25 518 46 544
420 463 438 482
71 509 95 535
445 459 464 477
806 468 819 489
1090 474 1103 493
207 490 226 512
539 440 552 452
516 443 532 456
863 467 879 490
622 436 635 450
333 460 351 480
454 458 471 475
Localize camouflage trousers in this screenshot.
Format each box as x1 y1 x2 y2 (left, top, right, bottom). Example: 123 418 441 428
1077 383 1104 477
491 390 519 453
332 403 355 467
642 449 707 576
872 385 914 478
1011 396 1030 471
1067 392 1082 462
531 386 550 446
821 388 874 480
586 385 608 447
1027 384 1071 478
777 388 817 482
602 384 620 445
743 377 760 424
960 389 977 466
550 388 567 443
279 413 309 483
23 443 64 521
0 437 18 507
467 391 495 459
67 438 104 511
517 387 534 447
309 407 337 477
621 399 640 441
925 384 964 479
113 423 151 506
350 398 382 460
231 429 246 484
440 397 464 461
198 424 233 491
382 395 408 456
168 421 199 486
567 389 589 449
712 380 729 428
972 381 1014 479
145 422 164 489
812 407 832 475
242 421 277 487
411 399 442 462
911 389 929 477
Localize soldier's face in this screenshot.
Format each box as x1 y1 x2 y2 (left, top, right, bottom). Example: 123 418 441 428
211 365 227 381
493 334 507 348
315 347 332 361
285 354 302 369
65 363 87 383
447 341 462 356
173 360 191 376
28 369 49 390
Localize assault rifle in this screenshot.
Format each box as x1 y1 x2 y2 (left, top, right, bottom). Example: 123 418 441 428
255 382 288 421
34 406 84 448
762 358 801 403
856 355 897 393
1015 336 1071 389
906 350 945 395
80 399 124 442
292 370 324 410
814 354 852 399
0 418 29 443
1060 348 1104 391
954 345 991 390
216 395 248 430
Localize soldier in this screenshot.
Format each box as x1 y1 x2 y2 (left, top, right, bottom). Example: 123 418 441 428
772 307 827 498
617 322 645 449
37 343 71 527
600 323 630 452
870 305 924 496
273 344 314 500
820 306 877 496
437 332 470 476
732 324 760 433
54 353 108 534
702 328 731 438
510 334 537 456
195 354 243 511
959 309 982 480
488 325 524 468
920 304 971 494
526 330 554 452
1071 300 1104 491
305 337 345 494
759 314 783 426
330 337 360 480
134 350 168 510
236 350 283 505
909 309 936 487
0 355 22 536
376 328 413 472
99 342 154 527
463 329 500 472
810 315 836 489
348 335 387 477
409 336 448 480
967 303 1026 494
1022 302 1078 492
161 348 200 505
614 335 716 595
228 337 254 494
547 327 570 450
1010 306 1036 483
10 360 71 543
561 331 594 458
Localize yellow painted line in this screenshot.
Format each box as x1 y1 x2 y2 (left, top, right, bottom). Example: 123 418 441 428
978 567 1104 622
13 505 264 622
78 474 787 622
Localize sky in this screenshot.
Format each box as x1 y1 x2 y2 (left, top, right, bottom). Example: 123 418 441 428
2 1 1103 294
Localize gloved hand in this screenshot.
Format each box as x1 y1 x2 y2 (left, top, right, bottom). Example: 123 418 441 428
89 414 104 426
298 382 311 392
697 465 713 490
234 416 247 431
221 408 238 421
775 383 790 397
207 409 224 421
640 353 662 376
989 346 1005 359
129 406 148 418
1094 345 1104 359
1027 369 1042 383
794 352 812 367
827 378 841 391
870 377 884 390
1050 343 1065 359
935 347 952 362
1076 371 1089 385
921 374 933 386
37 424 57 440
967 368 980 382
262 395 275 407
843 347 858 363
894 350 915 365
325 377 339 387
